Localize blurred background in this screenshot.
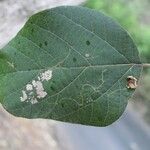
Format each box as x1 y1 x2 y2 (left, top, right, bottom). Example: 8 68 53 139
0 0 150 150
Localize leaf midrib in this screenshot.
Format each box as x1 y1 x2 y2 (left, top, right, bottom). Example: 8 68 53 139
0 63 138 77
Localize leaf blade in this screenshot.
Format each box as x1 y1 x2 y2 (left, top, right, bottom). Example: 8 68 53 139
0 6 142 126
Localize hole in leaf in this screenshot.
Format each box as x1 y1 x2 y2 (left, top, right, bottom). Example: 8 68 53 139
86 40 90 46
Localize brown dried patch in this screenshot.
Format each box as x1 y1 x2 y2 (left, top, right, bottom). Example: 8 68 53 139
127 76 138 89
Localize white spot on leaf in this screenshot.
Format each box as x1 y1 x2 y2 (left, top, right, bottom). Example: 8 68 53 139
38 76 41 80
32 80 47 98
30 98 38 104
20 70 52 104
20 91 27 102
26 84 33 91
85 53 90 58
40 70 52 81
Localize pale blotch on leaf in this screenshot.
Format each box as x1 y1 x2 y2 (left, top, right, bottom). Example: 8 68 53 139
40 70 52 81
127 76 138 89
20 70 53 104
26 84 33 91
32 80 47 99
30 98 38 104
20 91 28 102
85 53 90 58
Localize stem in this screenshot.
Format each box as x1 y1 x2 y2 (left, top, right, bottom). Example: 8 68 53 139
143 64 150 68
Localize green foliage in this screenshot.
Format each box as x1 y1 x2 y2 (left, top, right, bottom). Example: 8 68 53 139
85 0 150 63
0 6 142 126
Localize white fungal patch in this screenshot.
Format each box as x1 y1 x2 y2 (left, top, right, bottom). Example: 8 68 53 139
40 70 52 81
38 76 41 81
30 98 38 104
20 90 27 102
32 80 47 98
26 84 33 91
85 53 90 58
20 70 52 104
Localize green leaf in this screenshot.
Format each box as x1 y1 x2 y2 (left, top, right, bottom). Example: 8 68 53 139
0 6 142 126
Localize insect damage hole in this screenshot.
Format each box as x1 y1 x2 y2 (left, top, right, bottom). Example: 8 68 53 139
127 76 138 89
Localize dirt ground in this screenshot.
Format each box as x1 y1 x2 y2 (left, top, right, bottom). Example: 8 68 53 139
0 107 60 150
0 0 84 150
